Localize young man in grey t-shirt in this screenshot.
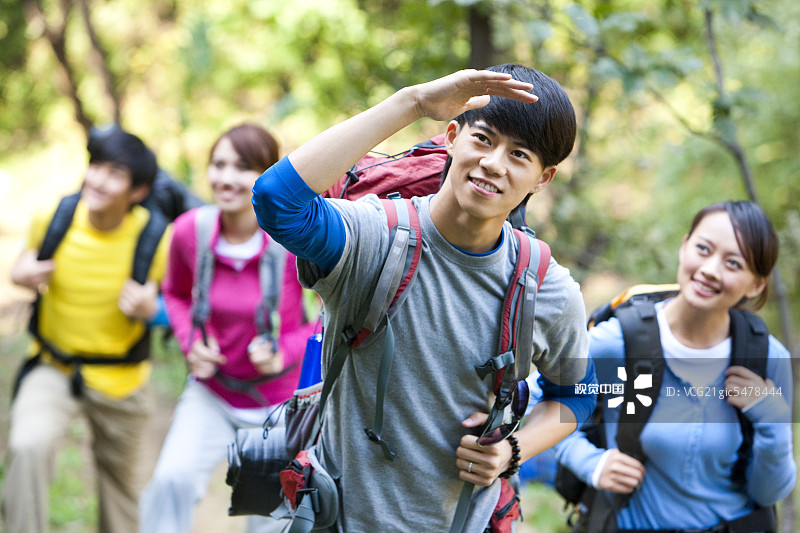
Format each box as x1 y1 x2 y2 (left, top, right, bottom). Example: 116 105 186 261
253 64 597 532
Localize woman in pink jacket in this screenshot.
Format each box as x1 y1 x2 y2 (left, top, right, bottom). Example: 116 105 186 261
140 123 314 533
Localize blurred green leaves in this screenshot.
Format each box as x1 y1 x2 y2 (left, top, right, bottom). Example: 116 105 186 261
2 0 798 341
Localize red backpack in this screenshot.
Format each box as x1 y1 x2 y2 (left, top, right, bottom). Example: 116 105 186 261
324 134 447 201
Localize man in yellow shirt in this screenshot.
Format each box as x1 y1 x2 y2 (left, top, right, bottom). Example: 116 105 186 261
3 128 171 533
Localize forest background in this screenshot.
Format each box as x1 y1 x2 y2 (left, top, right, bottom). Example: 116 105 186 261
0 0 798 532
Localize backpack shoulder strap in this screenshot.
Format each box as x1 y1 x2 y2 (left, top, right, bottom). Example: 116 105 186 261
383 196 422 315
29 193 82 340
346 195 421 347
255 237 287 336
729 308 769 376
492 229 550 395
191 205 220 331
729 308 769 486
131 207 170 284
614 299 665 464
37 193 81 261
318 196 422 462
451 228 549 533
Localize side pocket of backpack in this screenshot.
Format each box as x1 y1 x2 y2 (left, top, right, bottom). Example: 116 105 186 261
488 478 521 533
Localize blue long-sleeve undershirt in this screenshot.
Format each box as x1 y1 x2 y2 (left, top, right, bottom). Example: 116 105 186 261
539 358 597 427
252 156 346 275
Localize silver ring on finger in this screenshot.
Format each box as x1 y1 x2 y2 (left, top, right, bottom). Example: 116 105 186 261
467 462 473 474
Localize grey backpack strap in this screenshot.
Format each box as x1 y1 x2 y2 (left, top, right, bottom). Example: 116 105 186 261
517 231 550 382
343 196 421 347
314 197 419 466
448 482 475 533
286 496 315 533
191 205 220 341
509 231 545 391
451 231 551 533
495 230 549 406
255 237 287 337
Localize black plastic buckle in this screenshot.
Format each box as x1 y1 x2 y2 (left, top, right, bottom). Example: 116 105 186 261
341 326 357 345
633 359 657 377
363 427 396 461
496 386 514 409
475 351 514 379
346 170 360 185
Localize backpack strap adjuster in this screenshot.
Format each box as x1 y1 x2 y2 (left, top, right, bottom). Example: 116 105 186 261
341 326 357 345
363 427 396 461
296 488 320 513
475 351 514 380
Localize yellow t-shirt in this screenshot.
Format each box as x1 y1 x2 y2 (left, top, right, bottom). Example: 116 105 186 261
28 200 172 399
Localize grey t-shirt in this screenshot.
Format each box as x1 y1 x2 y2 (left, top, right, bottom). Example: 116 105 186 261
298 194 588 533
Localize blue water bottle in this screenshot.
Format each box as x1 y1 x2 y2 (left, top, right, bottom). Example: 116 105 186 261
297 332 323 388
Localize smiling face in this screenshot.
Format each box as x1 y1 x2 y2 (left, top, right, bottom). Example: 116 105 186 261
441 120 556 226
207 136 260 215
82 161 148 217
677 211 766 314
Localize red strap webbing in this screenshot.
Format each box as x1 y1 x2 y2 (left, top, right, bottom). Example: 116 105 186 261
388 199 421 310
500 231 531 354
351 198 421 348
494 230 551 394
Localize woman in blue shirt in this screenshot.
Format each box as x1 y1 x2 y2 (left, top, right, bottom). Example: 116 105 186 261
555 200 794 533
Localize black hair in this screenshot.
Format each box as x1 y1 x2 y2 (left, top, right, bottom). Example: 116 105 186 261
87 126 158 189
688 200 779 310
456 63 576 168
441 64 576 210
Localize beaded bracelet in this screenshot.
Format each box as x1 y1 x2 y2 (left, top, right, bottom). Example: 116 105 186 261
499 435 521 479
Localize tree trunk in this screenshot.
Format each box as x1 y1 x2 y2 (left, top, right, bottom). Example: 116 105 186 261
468 4 494 69
24 0 93 138
77 0 121 124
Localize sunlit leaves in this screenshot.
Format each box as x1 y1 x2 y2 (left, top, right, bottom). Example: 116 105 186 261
565 3 600 41
600 11 647 34
3 0 799 331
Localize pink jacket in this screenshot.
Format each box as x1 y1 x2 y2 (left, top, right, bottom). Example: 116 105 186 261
163 208 316 408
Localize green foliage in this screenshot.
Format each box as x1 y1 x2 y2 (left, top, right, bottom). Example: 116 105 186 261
0 0 58 150
518 483 571 533
149 328 189 401
2 0 798 365
49 426 98 531
510 0 797 301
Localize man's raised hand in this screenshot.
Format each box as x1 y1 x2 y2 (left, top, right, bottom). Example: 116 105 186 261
408 69 538 122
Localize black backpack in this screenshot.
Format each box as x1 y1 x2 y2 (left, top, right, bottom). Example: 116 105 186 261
144 168 205 222
13 192 170 398
554 284 774 533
